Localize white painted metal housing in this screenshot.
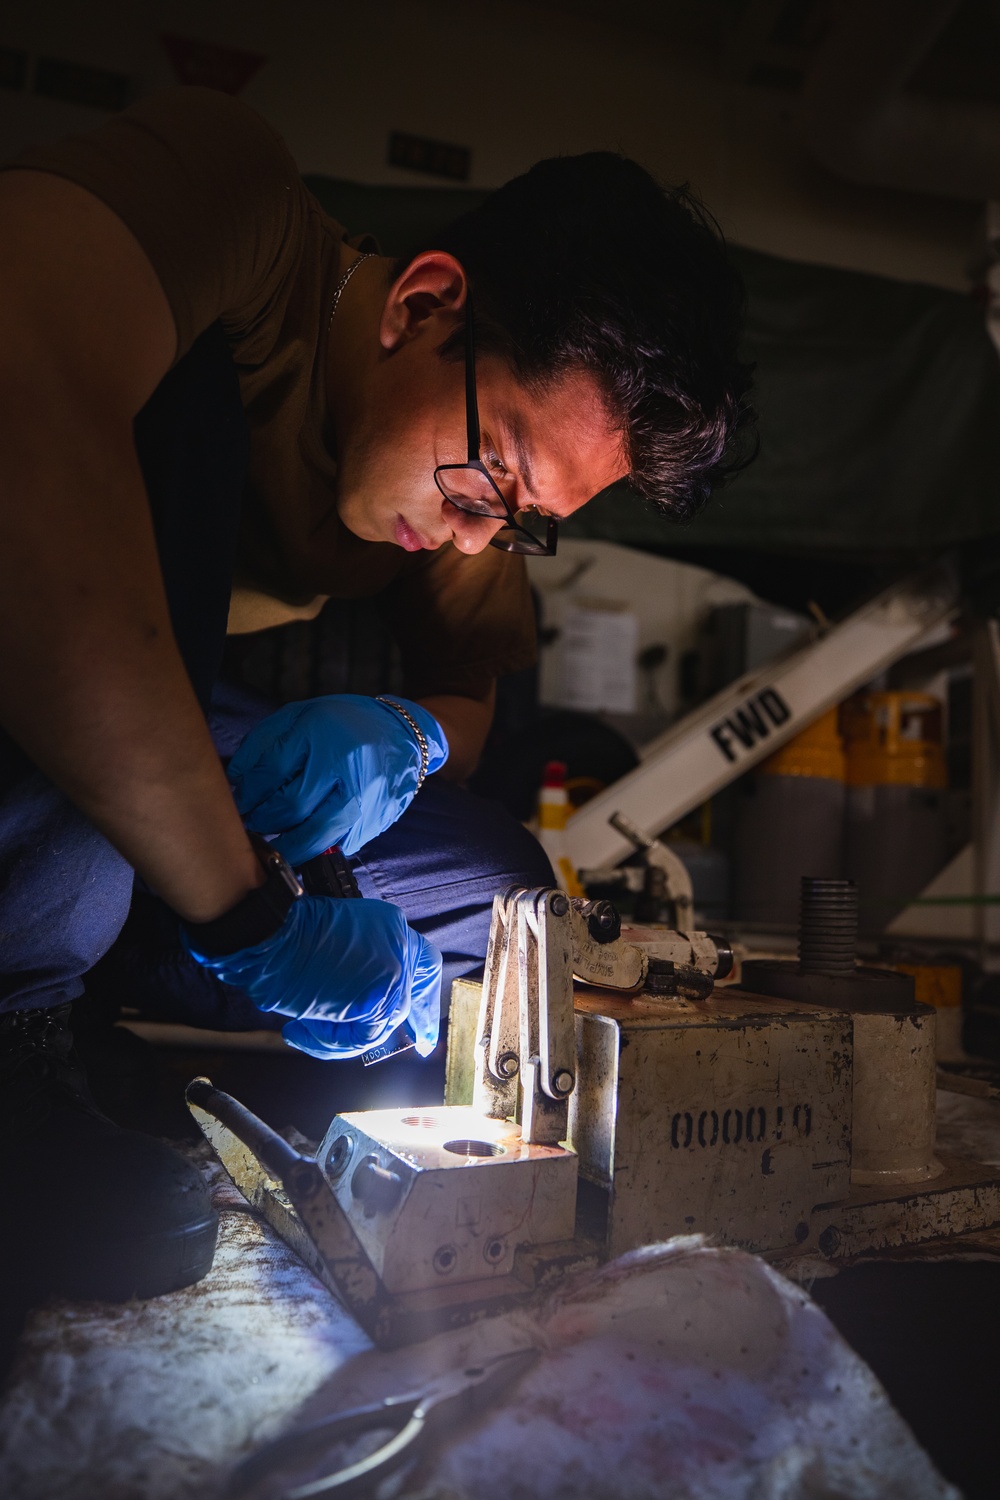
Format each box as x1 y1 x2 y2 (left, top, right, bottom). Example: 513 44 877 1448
564 563 960 870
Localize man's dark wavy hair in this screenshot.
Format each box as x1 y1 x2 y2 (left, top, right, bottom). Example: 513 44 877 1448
411 152 756 520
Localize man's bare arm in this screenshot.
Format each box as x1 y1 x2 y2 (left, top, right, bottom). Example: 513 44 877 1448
417 687 495 782
227 585 330 634
0 171 261 922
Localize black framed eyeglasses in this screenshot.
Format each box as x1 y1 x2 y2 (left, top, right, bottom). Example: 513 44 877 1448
433 296 558 557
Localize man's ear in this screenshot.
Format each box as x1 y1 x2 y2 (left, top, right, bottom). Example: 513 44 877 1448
380 251 467 352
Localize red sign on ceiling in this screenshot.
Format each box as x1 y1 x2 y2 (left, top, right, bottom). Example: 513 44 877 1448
161 35 265 95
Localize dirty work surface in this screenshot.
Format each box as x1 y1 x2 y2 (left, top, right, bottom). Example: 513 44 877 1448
0 1144 954 1500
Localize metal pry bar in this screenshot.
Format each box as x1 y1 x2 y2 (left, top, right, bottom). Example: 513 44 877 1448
186 1077 394 1338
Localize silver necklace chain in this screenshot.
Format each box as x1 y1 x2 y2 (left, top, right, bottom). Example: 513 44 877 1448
327 251 375 336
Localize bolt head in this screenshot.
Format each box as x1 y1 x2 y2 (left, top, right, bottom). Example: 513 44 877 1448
549 892 569 916
552 1069 574 1095
496 1050 520 1080
351 1156 403 1215
585 900 622 944
433 1244 458 1275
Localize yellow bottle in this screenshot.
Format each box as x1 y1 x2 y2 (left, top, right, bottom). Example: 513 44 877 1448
536 760 585 898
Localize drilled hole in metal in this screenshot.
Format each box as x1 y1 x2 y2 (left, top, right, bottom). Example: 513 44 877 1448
443 1139 505 1158
433 1245 457 1274
324 1134 353 1178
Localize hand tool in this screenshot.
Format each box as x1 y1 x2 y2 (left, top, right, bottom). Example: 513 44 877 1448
226 1347 538 1499
299 845 362 902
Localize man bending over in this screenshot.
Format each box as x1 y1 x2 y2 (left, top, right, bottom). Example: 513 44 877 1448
0 88 752 1302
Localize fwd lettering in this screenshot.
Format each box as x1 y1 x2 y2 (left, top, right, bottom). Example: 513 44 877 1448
709 688 792 763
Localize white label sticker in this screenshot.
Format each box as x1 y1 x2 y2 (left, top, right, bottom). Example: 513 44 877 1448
557 603 639 714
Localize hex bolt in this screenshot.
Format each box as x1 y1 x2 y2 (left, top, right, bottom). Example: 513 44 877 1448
799 878 858 976
583 899 622 944
351 1156 403 1215
496 1050 520 1080
552 1069 575 1095
433 1244 458 1275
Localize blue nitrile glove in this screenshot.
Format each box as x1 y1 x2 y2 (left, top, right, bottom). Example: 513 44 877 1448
227 695 449 866
183 896 442 1061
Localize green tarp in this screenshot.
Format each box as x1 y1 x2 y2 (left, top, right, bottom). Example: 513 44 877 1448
305 173 1000 557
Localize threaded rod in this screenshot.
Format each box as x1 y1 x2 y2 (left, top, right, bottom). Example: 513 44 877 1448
798 877 857 975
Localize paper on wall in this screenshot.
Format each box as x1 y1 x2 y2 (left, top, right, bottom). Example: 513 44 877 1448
557 601 639 714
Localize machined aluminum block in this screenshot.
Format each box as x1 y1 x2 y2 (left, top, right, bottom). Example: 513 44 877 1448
316 1105 577 1296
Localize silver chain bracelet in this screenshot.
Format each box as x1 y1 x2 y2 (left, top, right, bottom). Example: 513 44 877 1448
375 696 431 791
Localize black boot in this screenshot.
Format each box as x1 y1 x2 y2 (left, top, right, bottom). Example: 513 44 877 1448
0 1004 218 1303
